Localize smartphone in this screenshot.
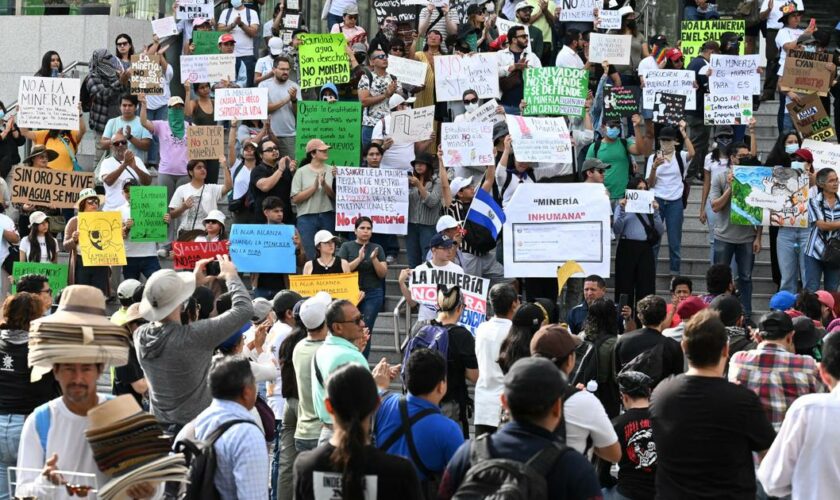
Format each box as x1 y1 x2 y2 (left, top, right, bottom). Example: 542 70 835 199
619 294 629 310
206 260 221 277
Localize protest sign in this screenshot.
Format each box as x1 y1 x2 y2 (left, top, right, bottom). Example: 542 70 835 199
129 54 163 95
434 54 500 101
463 99 505 124
406 0 447 5
214 87 268 121
187 126 225 160
588 34 632 66
11 166 93 209
787 94 836 141
598 9 621 30
129 186 168 242
179 54 236 83
17 76 80 131
282 13 300 29
78 212 126 266
290 273 361 304
372 0 418 25
505 116 573 163
386 55 428 87
151 16 178 38
704 94 753 125
294 101 361 166
643 70 696 110
681 20 745 59
11 262 68 296
409 267 489 335
803 139 840 173
335 167 409 234
192 30 222 55
604 86 640 119
172 241 229 270
709 54 761 95
177 0 213 19
780 49 834 96
625 189 655 214
298 34 350 89
229 224 296 273
441 122 494 167
651 92 686 125
287 0 299 9
503 183 611 278
495 17 530 52
731 166 809 227
557 0 598 21
390 106 434 145
523 67 588 117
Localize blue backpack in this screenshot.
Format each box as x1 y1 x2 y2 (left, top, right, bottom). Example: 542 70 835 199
400 322 452 384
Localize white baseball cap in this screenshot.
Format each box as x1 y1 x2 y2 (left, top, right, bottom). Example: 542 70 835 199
388 93 416 110
436 215 459 232
300 292 332 330
314 230 338 246
268 37 284 56
450 176 474 194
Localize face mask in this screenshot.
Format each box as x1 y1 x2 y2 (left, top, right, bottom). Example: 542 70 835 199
785 143 799 154
464 102 479 112
606 127 621 139
231 0 242 8
716 137 732 150
791 161 805 172
0 111 5 121
804 45 817 53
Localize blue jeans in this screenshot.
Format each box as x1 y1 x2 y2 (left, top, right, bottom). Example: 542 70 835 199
654 197 684 275
236 55 257 89
502 104 521 116
296 211 336 261
327 13 343 31
123 256 162 281
0 414 25 500
358 286 385 358
804 254 840 292
778 92 794 132
406 222 437 268
362 126 374 152
777 227 809 293
146 105 168 165
714 239 755 319
705 200 717 263
270 419 282 500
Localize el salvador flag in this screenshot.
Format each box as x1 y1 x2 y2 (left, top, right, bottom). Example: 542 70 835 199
467 188 506 240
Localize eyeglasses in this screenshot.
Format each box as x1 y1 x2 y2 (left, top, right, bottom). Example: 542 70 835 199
205 220 220 225
371 54 388 60
116 41 130 46
464 97 479 104
262 147 279 153
86 198 100 205
338 316 364 325
111 140 127 147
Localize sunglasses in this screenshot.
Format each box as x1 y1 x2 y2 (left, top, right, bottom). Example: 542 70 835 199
205 220 220 225
464 97 479 104
86 198 100 205
111 140 127 147
262 147 279 153
338 316 364 325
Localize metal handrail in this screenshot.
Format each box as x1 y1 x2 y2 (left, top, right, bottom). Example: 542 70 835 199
3 61 88 115
392 297 413 353
637 0 657 38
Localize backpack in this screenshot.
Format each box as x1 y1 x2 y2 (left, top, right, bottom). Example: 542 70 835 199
400 320 452 385
579 136 635 181
223 7 252 26
174 418 260 500
80 74 93 113
378 395 440 497
451 434 568 500
570 335 614 389
498 169 536 205
553 385 582 444
635 213 661 246
619 342 666 387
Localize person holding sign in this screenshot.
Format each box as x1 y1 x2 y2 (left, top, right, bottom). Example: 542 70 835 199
19 212 57 264
169 158 233 240
372 94 436 170
291 139 336 260
585 114 649 200
330 5 367 47
184 81 219 185
359 47 401 150
217 0 261 88
63 189 108 289
498 25 542 115
98 128 152 211
18 105 86 172
119 180 164 281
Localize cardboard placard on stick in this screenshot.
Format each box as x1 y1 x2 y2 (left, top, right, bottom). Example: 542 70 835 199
17 76 80 131
780 49 834 96
187 126 225 160
11 166 94 209
787 94 836 141
130 54 163 95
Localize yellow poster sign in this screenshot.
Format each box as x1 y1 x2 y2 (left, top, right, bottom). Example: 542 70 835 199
78 212 127 266
289 272 361 304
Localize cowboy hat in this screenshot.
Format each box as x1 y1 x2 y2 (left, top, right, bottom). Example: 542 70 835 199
25 144 59 163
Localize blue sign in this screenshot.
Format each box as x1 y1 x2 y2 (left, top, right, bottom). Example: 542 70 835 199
229 224 297 273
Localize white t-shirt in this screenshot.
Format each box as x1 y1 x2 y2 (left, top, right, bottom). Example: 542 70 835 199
473 317 512 427
120 204 158 258
231 160 253 200
776 27 804 77
218 7 261 56
555 45 584 69
763 0 805 30
267 321 293 418
20 235 51 263
169 183 225 232
193 234 223 242
704 152 730 180
329 0 356 17
262 19 274 38
637 55 660 79
0 214 16 266
98 156 149 211
563 390 619 455
371 115 414 170
645 151 689 202
256 54 274 77
415 261 464 321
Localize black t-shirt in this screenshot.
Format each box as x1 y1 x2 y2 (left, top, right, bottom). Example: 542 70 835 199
612 407 656 499
0 336 60 414
249 161 293 224
649 375 776 500
294 442 422 500
113 343 145 405
615 327 684 379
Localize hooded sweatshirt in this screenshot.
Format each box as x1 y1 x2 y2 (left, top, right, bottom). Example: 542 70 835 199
319 82 339 101
135 274 253 425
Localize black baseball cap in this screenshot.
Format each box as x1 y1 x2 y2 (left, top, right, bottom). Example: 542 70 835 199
759 311 795 340
504 357 567 410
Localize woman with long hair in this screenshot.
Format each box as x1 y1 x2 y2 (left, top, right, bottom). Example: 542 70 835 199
64 189 109 289
34 51 63 77
0 101 25 179
303 230 350 275
185 81 219 184
19 114 86 172
805 168 840 292
699 127 738 263
115 33 135 70
228 123 259 224
580 298 621 418
765 130 802 289
291 139 336 260
294 363 421 500
19 211 57 263
497 303 546 374
406 153 442 268
169 159 232 240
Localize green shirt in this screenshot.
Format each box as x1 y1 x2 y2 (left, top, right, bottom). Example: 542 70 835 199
586 137 636 200
292 338 325 440
290 164 335 216
312 334 369 424
337 240 385 291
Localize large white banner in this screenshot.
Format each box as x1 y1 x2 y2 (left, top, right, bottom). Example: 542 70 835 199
803 139 840 172
642 70 696 110
335 167 408 235
214 87 268 120
505 116 573 163
180 54 236 84
434 53 500 102
386 56 428 87
17 76 80 131
441 122 494 167
503 183 611 278
409 267 489 334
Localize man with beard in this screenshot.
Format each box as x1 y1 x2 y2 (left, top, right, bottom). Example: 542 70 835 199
513 2 543 58
259 56 299 159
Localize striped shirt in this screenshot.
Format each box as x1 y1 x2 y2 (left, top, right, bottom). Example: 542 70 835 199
806 192 840 260
409 178 443 226
444 199 483 255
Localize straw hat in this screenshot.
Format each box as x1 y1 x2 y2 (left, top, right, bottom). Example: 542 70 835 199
87 394 143 432
24 144 59 163
140 269 197 322
76 187 105 211
36 285 119 331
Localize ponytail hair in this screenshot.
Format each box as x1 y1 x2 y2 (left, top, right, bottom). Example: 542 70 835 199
326 364 379 499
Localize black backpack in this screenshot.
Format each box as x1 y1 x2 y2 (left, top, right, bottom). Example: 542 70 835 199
174 419 260 500
619 343 666 387
452 434 568 500
79 74 93 113
570 335 615 389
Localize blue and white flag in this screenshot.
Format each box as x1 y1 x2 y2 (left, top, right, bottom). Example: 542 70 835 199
467 188 506 239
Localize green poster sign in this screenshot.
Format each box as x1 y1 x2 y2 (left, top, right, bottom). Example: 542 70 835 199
298 33 350 89
523 67 589 117
193 30 222 55
295 101 361 166
11 262 68 296
129 186 169 242
681 20 745 61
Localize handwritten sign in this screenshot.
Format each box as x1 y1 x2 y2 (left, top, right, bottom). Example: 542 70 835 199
598 9 621 30
192 30 222 55
282 13 300 29
11 262 68 296
372 0 418 25
177 0 213 20
434 54 500 102
390 105 434 145
386 55 428 87
130 54 163 95
17 76 80 131
652 92 686 125
78 212 126 266
179 54 236 84
803 139 840 172
463 99 505 124
625 189 655 214
289 273 361 304
214 87 268 121
787 94 836 142
409 267 489 335
588 34 632 66
604 86 639 119
187 126 224 160
495 17 530 52
11 166 94 209
523 67 589 117
643 70 696 110
681 20 745 60
558 0 598 21
295 101 361 166
229 224 296 273
505 116 573 163
129 186 168 242
704 94 753 125
172 241 229 269
709 54 761 95
731 166 809 227
441 122 494 167
151 16 178 38
298 34 350 90
335 167 409 235
780 49 834 96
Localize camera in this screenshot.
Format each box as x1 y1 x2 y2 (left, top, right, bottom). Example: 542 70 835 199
206 261 221 276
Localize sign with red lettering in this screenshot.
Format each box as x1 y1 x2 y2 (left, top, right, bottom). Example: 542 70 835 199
172 241 229 270
335 167 408 235
409 267 489 335
780 49 833 96
214 87 268 121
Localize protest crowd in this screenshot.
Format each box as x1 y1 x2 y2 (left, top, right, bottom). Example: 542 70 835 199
3 0 840 498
